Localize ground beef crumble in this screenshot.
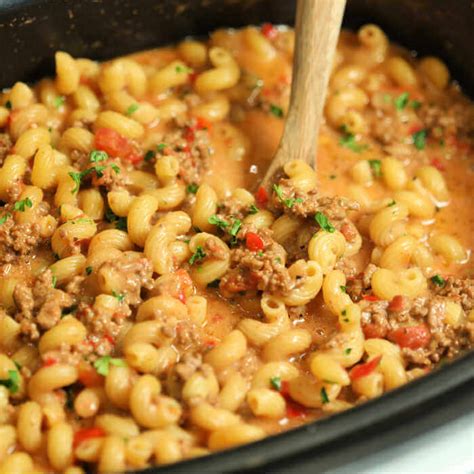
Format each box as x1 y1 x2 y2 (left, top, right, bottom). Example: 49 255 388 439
219 226 292 295
272 181 360 222
160 118 212 185
0 218 45 265
13 269 74 340
0 133 12 165
96 253 153 306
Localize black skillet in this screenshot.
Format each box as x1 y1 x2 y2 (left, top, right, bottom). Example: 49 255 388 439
0 1 473 472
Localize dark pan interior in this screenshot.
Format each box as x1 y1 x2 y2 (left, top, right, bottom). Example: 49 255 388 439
0 0 473 472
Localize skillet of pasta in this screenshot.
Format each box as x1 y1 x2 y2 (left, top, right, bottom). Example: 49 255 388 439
0 23 472 473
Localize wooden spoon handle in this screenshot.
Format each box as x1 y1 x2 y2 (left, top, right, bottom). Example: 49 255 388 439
262 0 346 187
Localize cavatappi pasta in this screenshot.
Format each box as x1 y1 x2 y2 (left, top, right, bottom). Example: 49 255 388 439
0 22 473 473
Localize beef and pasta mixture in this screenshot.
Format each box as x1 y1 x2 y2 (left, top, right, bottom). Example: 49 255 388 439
0 23 473 473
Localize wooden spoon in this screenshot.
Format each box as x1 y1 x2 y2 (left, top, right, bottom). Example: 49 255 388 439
262 0 346 187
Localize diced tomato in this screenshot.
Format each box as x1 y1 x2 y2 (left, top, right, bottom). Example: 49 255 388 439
95 127 129 157
195 116 212 131
73 427 106 448
430 158 445 171
285 400 308 419
261 23 278 39
42 357 58 367
255 186 269 207
77 363 103 387
350 355 382 381
388 295 407 312
94 128 142 164
245 232 265 251
362 323 387 339
362 294 380 302
278 381 308 418
104 334 115 345
173 269 193 304
408 123 423 135
184 127 195 143
189 71 198 84
387 324 431 349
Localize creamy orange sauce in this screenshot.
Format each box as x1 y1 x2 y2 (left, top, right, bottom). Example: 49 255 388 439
0 24 473 473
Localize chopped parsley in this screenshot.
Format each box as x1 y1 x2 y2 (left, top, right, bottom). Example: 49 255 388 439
368 159 382 178
387 200 396 207
186 183 199 194
257 251 264 257
93 356 127 376
144 150 155 162
273 184 303 209
275 257 282 264
189 246 206 265
54 95 66 109
320 387 329 404
344 348 352 355
339 126 368 153
314 211 335 233
341 309 347 316
248 204 259 215
175 65 193 74
64 385 75 410
431 274 446 287
90 150 108 163
126 103 139 116
13 197 33 212
229 219 242 237
340 285 347 293
110 164 120 174
85 266 93 275
157 143 167 152
105 208 127 231
208 215 229 230
394 92 409 110
111 291 125 303
329 174 337 180
68 168 93 194
413 129 427 150
0 213 11 225
5 100 12 110
269 104 283 118
411 100 422 110
52 275 57 288
270 376 282 391
0 369 20 394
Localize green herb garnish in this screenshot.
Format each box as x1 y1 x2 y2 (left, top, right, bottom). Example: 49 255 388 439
186 183 199 194
93 356 127 376
111 291 125 303
248 204 259 215
54 95 66 109
270 104 283 118
413 129 427 150
394 92 409 110
368 159 382 178
208 215 229 230
315 211 335 233
85 266 93 275
431 275 446 287
340 285 347 293
90 150 108 163
0 213 11 225
0 370 20 394
320 387 329 404
270 376 282 391
339 126 368 153
13 197 33 212
126 103 139 116
189 246 206 265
